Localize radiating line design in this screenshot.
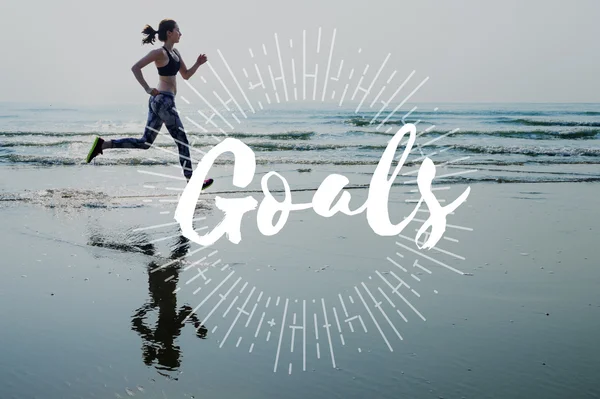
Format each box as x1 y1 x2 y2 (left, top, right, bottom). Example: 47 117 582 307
126 27 473 377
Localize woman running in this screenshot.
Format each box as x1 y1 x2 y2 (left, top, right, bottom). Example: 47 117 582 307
86 19 213 189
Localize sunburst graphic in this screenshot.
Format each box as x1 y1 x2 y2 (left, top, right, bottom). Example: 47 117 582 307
132 27 476 375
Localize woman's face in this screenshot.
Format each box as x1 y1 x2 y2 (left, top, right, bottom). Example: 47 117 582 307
168 24 182 43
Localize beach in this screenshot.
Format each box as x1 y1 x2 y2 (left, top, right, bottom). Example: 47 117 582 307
1 160 599 398
1 103 600 398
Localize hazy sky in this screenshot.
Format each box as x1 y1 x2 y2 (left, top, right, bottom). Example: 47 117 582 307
2 0 599 105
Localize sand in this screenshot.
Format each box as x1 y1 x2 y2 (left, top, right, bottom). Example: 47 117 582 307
0 163 599 399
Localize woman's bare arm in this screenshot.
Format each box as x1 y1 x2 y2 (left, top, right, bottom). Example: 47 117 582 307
174 49 207 80
131 49 162 93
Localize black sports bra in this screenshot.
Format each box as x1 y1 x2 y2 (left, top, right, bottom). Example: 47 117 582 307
157 47 180 76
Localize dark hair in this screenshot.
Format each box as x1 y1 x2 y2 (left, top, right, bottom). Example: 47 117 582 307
141 19 177 45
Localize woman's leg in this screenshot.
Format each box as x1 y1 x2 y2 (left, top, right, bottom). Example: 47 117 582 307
110 97 163 149
86 97 163 163
152 94 194 180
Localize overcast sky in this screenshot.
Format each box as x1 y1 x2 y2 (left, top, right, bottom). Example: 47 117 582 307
2 0 599 105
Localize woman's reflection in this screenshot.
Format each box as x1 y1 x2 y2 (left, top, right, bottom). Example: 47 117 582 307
130 235 208 379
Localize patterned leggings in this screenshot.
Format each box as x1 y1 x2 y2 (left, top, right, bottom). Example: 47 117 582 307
111 92 193 179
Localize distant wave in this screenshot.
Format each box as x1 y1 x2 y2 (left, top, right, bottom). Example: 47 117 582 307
503 118 600 127
355 129 600 140
0 131 123 137
2 137 600 159
451 144 600 157
324 110 600 121
0 153 383 166
0 130 316 140
358 143 600 157
0 140 75 147
427 175 600 184
344 117 433 127
0 154 171 166
8 108 78 112
3 129 599 147
220 131 315 140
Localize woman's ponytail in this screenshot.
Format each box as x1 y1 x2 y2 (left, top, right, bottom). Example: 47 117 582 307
141 24 157 45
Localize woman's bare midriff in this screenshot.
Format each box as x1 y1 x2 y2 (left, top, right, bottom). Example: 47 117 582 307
156 76 177 95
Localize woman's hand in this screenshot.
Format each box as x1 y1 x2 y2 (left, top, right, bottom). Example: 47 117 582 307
196 54 207 66
146 87 160 96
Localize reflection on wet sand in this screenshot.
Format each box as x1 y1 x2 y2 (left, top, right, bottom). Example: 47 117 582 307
88 230 208 380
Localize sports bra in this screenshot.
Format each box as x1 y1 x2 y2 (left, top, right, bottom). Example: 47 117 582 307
157 47 181 76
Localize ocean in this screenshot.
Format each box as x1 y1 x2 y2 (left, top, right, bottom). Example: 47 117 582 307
1 102 600 184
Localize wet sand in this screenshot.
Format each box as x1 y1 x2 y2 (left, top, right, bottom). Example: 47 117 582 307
1 164 599 399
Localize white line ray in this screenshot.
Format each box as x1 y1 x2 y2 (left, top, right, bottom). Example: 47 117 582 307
274 33 289 101
389 270 411 289
376 271 426 321
409 186 451 192
255 312 266 338
321 298 336 368
387 70 397 84
183 271 236 323
396 309 408 322
184 79 234 130
150 246 207 273
408 146 453 164
149 233 181 244
245 303 259 328
196 276 242 326
146 138 197 164
206 61 247 119
402 106 418 123
133 217 205 232
420 128 460 147
386 256 407 272
321 28 337 101
378 287 396 308
217 49 256 114
356 53 391 113
361 282 403 341
185 268 208 285
412 259 432 274
222 297 238 318
377 77 429 130
220 287 256 348
184 116 209 133
398 234 465 260
370 85 387 108
403 169 478 184
395 241 464 275
137 170 184 181
406 217 473 231
439 156 471 167
212 91 231 111
303 300 307 371
317 27 322 53
354 285 393 351
273 298 289 372
370 71 415 124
